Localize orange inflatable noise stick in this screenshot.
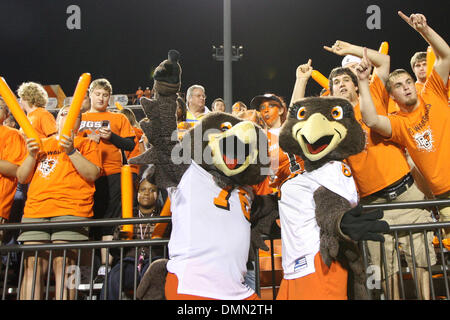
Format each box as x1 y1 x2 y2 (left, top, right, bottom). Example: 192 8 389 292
378 41 389 55
115 101 124 110
0 76 42 149
151 198 172 239
60 73 91 144
121 165 134 239
426 46 435 79
311 70 329 90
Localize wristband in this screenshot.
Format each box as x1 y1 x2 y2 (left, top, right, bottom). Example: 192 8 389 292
67 148 77 156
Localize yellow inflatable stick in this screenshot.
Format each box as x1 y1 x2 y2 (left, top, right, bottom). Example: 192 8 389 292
0 77 42 149
121 165 134 239
59 73 91 144
426 46 435 79
378 41 389 55
115 101 124 110
311 70 329 90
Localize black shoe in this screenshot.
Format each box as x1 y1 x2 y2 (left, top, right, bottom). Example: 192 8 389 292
94 274 105 284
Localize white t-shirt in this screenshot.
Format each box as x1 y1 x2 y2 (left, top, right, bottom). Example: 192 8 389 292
278 161 358 280
166 161 255 299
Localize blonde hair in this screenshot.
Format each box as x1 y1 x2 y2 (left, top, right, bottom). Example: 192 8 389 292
89 78 113 95
17 82 48 108
120 107 139 127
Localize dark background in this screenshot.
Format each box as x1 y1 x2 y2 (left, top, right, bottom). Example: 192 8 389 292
0 0 447 108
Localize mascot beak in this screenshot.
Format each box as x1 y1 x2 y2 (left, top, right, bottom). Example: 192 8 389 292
208 121 259 176
291 113 347 161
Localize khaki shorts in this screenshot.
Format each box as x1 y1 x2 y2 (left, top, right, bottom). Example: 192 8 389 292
18 215 90 242
362 183 436 278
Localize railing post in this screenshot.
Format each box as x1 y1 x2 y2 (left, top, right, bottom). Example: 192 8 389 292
393 231 405 300
436 229 450 299
45 250 53 300
408 231 420 299
361 241 372 300
254 246 261 298
423 230 436 300
2 253 10 300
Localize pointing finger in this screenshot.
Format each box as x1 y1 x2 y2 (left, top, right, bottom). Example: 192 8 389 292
398 11 410 23
363 47 369 62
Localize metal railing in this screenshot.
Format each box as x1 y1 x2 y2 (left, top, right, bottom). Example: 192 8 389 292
0 217 171 300
0 199 449 300
361 199 450 300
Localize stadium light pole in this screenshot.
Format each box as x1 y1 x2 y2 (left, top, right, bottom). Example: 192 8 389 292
223 0 232 113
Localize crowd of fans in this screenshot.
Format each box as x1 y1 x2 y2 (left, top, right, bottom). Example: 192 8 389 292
0 11 448 300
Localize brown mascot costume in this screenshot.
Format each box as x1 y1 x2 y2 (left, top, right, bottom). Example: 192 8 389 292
276 97 389 300
129 50 278 300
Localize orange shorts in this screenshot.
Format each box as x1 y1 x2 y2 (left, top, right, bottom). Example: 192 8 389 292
165 272 259 300
276 252 348 300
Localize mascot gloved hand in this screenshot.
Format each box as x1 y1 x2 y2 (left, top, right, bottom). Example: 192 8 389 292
340 204 389 242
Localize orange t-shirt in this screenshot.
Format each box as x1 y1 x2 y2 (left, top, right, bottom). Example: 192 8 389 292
26 107 57 138
388 69 450 195
0 125 27 219
416 82 425 94
23 136 102 218
267 128 304 190
78 111 135 176
346 75 411 197
126 126 144 175
387 98 400 114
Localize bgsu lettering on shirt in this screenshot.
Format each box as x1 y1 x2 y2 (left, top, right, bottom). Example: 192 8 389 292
79 120 110 133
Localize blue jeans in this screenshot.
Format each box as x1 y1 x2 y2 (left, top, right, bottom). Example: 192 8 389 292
100 256 150 300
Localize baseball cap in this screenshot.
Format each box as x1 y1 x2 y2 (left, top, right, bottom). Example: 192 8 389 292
249 93 284 110
341 55 362 67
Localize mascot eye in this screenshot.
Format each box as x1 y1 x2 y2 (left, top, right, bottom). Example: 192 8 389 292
331 106 343 120
220 122 233 131
296 107 307 120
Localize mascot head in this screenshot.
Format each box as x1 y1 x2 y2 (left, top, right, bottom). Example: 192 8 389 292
180 112 270 188
279 96 365 171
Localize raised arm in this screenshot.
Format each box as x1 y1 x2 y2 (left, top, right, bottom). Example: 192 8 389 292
324 40 391 83
398 11 450 85
356 48 392 137
290 59 313 106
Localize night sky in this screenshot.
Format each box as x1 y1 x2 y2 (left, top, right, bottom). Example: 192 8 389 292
0 0 447 109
